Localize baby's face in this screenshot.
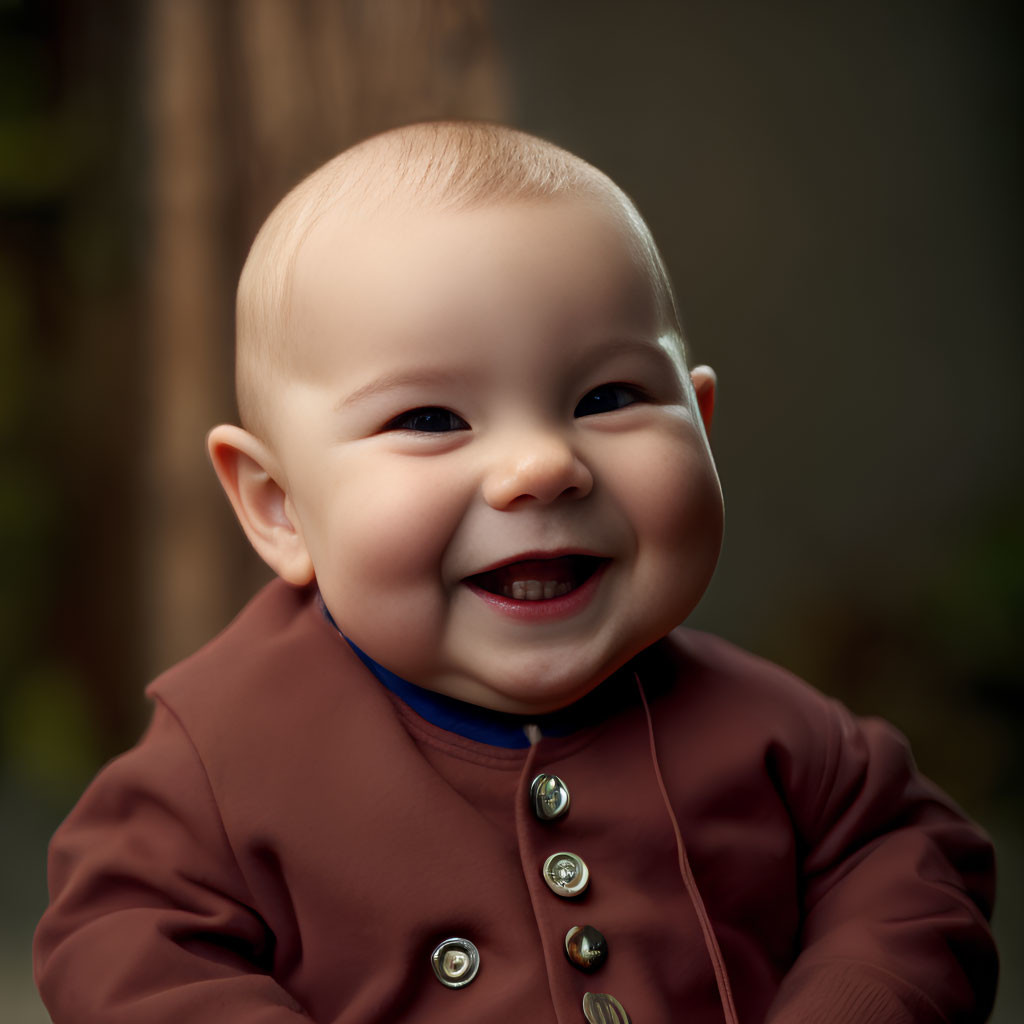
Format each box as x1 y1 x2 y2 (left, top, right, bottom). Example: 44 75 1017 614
269 197 723 713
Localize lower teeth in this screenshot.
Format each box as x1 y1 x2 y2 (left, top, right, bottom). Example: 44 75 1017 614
506 580 573 601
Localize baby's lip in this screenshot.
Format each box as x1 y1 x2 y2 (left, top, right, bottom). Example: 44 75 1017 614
467 549 606 577
465 552 608 599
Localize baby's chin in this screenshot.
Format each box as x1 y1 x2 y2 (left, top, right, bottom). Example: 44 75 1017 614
423 648 641 717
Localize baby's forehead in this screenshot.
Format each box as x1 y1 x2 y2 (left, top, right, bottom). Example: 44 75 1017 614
294 183 659 298
287 193 666 353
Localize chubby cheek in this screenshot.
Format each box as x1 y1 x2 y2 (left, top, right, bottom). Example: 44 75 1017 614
613 435 723 610
307 460 468 664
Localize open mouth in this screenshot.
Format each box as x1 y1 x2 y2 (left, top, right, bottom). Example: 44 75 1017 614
467 555 607 602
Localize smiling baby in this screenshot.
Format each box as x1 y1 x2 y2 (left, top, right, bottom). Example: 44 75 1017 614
35 122 997 1024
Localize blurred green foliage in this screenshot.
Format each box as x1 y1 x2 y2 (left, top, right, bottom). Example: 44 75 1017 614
3 663 99 806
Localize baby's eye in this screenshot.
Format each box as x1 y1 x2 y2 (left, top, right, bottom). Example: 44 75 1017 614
384 407 470 433
574 384 644 418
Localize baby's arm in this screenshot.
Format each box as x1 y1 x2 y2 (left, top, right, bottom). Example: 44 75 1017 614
34 702 311 1023
767 700 997 1023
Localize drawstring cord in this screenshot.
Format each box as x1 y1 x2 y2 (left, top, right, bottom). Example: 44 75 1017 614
637 673 740 1024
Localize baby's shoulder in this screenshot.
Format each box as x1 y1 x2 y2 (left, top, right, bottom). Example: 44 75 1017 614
145 580 365 746
663 627 834 709
651 629 925 831
652 627 860 754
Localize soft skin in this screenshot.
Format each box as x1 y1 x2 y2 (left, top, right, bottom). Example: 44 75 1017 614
209 197 724 714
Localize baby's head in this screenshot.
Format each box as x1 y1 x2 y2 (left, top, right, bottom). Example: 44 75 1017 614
210 122 723 714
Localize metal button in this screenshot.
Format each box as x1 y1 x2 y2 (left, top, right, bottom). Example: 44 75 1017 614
430 937 480 988
583 991 631 1024
564 924 607 972
542 851 589 897
530 772 571 821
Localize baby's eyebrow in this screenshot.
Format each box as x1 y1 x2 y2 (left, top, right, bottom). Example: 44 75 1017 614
336 369 462 410
584 336 685 377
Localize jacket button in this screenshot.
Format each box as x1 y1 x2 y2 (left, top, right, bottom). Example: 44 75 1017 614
530 772 571 821
564 924 607 972
542 851 590 897
583 991 631 1023
430 937 480 988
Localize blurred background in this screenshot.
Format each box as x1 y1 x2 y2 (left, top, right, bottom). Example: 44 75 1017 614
1 0 1019 1019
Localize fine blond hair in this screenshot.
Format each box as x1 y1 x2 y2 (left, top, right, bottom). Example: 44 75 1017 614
235 121 682 437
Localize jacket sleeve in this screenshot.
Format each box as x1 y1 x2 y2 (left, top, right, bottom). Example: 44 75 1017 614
34 700 312 1023
766 700 998 1024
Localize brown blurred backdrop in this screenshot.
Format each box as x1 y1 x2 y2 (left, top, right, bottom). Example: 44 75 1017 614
1 1 1020 1019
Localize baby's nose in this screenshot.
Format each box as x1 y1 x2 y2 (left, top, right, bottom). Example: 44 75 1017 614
482 433 593 509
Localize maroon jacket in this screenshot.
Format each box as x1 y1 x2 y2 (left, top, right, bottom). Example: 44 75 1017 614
35 581 996 1023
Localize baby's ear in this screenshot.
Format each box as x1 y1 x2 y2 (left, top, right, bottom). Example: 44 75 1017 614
206 425 314 586
689 365 717 435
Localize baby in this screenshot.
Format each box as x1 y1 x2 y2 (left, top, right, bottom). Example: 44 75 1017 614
35 123 997 1023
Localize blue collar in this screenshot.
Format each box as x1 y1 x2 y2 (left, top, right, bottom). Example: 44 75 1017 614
323 602 628 748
